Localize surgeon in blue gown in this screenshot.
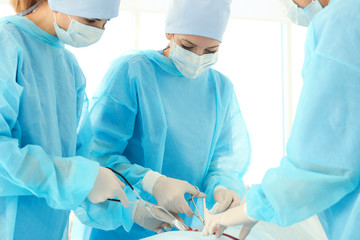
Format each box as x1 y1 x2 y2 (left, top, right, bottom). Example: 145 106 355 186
0 0 135 239
86 0 251 239
202 0 360 240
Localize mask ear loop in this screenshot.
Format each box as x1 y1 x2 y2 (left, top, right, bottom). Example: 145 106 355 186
53 12 57 25
53 13 73 30
17 0 43 16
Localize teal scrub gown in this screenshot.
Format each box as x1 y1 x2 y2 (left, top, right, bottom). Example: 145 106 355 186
85 50 251 239
247 1 360 239
0 15 100 240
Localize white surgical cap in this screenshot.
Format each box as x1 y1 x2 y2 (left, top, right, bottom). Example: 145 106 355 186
48 0 121 19
165 0 231 42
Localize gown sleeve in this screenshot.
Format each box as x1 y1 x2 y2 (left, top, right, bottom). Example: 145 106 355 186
88 57 151 193
0 33 99 210
203 90 251 205
246 19 360 225
76 89 94 159
74 57 155 231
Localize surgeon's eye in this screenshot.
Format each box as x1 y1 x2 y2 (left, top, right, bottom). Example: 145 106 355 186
85 19 97 24
205 50 217 54
181 44 193 50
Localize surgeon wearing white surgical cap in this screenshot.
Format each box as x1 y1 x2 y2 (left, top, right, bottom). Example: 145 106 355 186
0 0 132 240
85 0 251 239
281 0 330 26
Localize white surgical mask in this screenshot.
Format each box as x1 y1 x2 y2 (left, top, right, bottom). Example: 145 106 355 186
281 0 323 27
169 43 218 79
53 14 104 48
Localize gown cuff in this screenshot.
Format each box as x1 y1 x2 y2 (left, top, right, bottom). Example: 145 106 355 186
141 170 163 195
214 185 227 192
246 184 274 222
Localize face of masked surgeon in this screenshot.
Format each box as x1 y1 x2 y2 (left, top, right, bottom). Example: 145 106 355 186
54 12 108 30
281 0 330 26
294 0 330 8
163 34 221 79
51 11 108 47
24 1 111 48
165 34 220 56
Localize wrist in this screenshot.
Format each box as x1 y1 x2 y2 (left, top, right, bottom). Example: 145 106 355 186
244 203 257 222
214 185 227 192
213 185 227 197
141 170 163 195
131 199 141 220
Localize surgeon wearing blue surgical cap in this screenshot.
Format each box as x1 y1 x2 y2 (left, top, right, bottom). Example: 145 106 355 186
84 0 251 239
0 0 135 240
202 0 360 240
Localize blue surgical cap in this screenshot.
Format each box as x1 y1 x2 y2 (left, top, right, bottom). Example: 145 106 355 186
165 0 231 42
48 0 121 19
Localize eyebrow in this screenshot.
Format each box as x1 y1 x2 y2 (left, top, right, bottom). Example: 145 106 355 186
181 39 220 49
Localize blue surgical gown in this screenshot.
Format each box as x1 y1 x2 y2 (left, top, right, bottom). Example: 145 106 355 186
86 50 251 239
247 0 360 239
0 15 100 240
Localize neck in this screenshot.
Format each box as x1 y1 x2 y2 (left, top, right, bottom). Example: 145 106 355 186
26 1 56 36
163 47 170 58
318 0 330 8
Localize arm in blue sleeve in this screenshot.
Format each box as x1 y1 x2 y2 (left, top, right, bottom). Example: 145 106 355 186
75 61 155 230
74 185 138 231
0 40 99 210
76 88 94 159
247 54 360 226
203 91 251 206
73 70 139 231
89 59 150 196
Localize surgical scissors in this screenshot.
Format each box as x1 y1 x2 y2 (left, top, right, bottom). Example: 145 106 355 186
188 189 205 225
106 167 190 231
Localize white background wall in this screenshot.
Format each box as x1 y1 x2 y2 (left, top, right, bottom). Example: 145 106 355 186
0 0 308 185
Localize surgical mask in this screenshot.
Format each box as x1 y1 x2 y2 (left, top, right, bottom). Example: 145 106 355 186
281 0 323 27
169 43 218 79
53 14 104 47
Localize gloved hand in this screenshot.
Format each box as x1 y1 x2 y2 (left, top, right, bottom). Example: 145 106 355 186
211 187 242 237
133 200 178 233
87 167 129 207
202 196 257 240
152 176 206 217
213 187 241 213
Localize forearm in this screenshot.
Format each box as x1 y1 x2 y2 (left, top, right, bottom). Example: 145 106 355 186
93 154 156 201
0 142 99 209
246 158 359 226
75 185 138 231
